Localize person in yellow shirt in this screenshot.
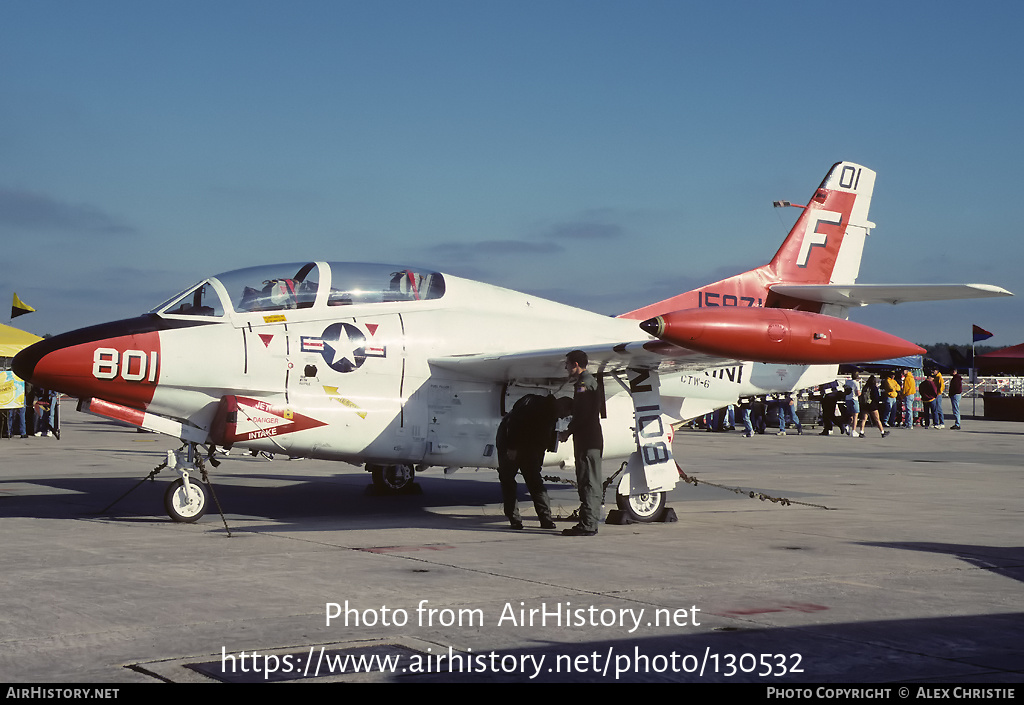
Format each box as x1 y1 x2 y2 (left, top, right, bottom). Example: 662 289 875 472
932 371 946 428
882 372 900 426
901 369 917 428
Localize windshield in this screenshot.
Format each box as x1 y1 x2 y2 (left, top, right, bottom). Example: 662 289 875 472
151 281 225 317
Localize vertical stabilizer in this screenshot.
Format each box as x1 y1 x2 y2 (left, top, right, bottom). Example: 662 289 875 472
768 161 875 287
620 161 876 320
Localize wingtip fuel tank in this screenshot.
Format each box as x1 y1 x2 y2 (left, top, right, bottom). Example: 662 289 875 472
640 307 925 364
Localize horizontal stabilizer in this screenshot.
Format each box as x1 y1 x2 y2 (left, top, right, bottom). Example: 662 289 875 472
769 283 1013 307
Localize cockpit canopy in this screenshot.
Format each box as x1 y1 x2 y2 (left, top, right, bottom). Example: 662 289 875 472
152 262 446 318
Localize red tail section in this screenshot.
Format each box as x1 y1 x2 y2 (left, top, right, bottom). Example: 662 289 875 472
620 162 876 321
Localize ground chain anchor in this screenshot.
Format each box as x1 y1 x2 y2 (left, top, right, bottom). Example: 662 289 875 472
677 467 834 510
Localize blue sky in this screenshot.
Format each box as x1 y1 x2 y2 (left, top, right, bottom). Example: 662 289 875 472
2 0 1022 347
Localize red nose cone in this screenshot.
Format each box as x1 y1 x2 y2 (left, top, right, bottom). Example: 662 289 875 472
641 307 924 364
14 318 162 410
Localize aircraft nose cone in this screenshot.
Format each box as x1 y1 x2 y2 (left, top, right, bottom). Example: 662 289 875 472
10 316 165 408
12 334 89 395
11 344 41 384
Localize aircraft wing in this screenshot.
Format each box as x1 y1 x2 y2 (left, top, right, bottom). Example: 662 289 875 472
428 341 740 384
770 283 1013 307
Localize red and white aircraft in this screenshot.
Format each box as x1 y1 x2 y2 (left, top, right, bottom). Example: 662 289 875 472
14 162 1011 523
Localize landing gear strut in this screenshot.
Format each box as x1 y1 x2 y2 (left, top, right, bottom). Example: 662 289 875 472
606 369 680 525
160 445 229 534
161 447 212 523
97 442 229 533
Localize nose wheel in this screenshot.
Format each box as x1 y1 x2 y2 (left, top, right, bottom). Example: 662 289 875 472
164 475 209 523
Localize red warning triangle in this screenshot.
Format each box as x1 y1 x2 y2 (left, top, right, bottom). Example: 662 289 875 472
259 334 274 348
365 324 379 336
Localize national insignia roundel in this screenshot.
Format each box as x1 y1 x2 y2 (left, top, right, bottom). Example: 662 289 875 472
318 323 367 373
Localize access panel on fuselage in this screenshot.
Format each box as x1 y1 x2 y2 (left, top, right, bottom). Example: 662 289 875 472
281 314 414 461
241 323 288 392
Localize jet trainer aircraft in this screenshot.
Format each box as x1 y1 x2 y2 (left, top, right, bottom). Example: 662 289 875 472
14 162 1012 524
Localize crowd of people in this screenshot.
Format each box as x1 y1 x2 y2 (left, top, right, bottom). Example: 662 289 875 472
697 369 966 437
1 385 59 439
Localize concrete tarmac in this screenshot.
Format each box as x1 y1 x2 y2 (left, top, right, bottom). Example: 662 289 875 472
0 404 1021 684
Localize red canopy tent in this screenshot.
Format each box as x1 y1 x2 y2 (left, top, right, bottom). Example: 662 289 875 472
976 343 1024 375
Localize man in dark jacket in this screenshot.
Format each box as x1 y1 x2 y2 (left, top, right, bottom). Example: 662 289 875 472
919 372 938 428
496 394 559 530
949 370 963 430
560 350 603 536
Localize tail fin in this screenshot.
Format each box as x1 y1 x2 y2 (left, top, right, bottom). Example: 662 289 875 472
768 162 875 287
620 161 876 320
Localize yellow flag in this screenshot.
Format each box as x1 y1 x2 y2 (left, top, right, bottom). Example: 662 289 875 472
11 293 35 319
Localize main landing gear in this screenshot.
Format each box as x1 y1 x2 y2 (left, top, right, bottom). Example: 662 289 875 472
615 490 667 523
367 463 417 493
605 451 676 525
602 369 679 525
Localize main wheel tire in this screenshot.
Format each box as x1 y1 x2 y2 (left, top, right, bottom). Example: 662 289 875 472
370 464 415 492
615 491 666 523
164 477 209 523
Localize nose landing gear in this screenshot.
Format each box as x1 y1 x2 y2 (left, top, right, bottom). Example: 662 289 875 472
164 472 209 523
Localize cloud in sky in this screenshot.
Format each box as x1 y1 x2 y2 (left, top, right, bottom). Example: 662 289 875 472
0 187 137 237
543 216 625 243
425 239 563 263
422 209 631 264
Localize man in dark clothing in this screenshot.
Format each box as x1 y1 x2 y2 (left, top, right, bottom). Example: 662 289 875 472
818 381 846 435
496 394 559 530
949 371 963 430
919 373 938 428
561 350 603 536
